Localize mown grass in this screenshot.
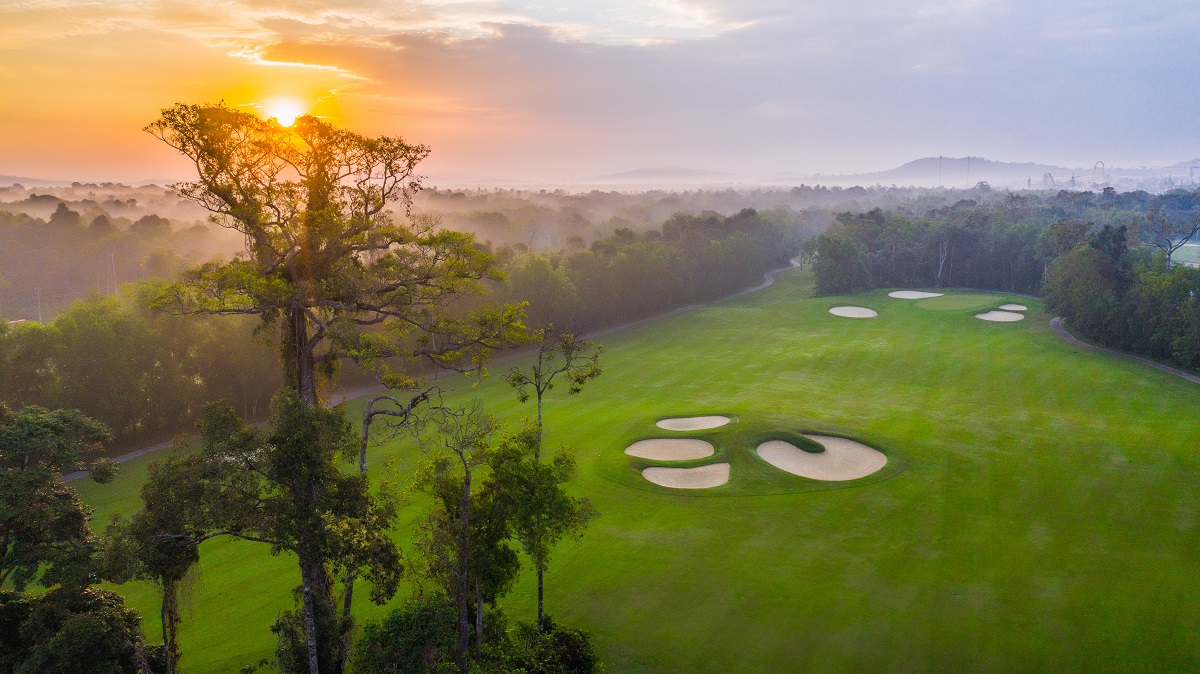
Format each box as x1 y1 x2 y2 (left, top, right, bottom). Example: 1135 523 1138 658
76 268 1200 672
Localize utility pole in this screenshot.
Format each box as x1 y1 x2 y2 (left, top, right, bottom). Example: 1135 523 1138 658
111 249 117 295
36 287 42 323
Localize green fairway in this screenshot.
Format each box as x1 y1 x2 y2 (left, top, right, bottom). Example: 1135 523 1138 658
76 268 1200 672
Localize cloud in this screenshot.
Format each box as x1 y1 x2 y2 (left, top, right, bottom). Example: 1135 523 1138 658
1 0 1198 180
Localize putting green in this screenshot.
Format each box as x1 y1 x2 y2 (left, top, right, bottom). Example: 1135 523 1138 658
74 271 1200 672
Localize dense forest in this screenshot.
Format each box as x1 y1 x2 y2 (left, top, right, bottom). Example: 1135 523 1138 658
808 186 1200 371
3 179 1089 321
0 205 800 451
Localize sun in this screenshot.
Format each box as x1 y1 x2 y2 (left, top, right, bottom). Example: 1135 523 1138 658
265 99 305 127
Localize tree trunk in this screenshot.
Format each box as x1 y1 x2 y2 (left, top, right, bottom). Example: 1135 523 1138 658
338 572 355 673
455 473 471 674
472 570 482 657
161 579 179 674
301 562 324 674
936 240 949 288
536 555 545 631
285 306 318 405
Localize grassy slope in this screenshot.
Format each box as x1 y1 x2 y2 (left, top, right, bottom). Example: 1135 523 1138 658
76 269 1200 672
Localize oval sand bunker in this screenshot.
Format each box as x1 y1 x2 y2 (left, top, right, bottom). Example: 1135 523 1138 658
625 439 715 461
642 463 730 489
829 306 878 318
757 435 887 481
999 303 1028 311
975 310 1024 322
656 416 730 431
888 290 944 299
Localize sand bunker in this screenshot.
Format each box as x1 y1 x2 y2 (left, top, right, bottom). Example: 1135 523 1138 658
829 306 878 318
975 310 1025 322
757 435 887 481
656 416 730 431
999 304 1028 311
642 463 730 489
888 290 944 299
625 439 715 461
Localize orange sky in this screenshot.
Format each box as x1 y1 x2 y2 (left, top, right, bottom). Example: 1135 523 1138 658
1 1 1197 183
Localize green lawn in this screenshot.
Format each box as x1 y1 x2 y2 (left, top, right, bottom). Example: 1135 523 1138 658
76 268 1200 672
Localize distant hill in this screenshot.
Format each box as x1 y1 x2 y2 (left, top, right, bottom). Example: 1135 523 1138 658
0 175 74 187
808 156 1200 190
810 157 1074 189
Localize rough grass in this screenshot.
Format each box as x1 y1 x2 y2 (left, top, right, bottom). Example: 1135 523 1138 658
76 268 1200 672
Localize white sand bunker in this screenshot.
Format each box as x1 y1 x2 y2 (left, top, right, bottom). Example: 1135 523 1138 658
757 435 887 481
975 310 1025 322
829 306 878 318
999 304 1028 311
888 290 944 299
656 415 730 431
642 463 730 489
625 439 715 461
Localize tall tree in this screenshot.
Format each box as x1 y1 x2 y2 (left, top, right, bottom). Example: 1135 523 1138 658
146 102 511 407
146 103 520 673
413 404 495 673
180 397 405 674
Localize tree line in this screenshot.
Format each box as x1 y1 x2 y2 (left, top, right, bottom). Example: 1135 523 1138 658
806 187 1200 373
1 205 801 451
496 208 801 331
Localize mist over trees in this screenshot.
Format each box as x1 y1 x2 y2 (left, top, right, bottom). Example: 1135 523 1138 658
4 178 1087 322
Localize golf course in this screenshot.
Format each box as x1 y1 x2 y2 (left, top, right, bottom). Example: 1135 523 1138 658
75 266 1200 672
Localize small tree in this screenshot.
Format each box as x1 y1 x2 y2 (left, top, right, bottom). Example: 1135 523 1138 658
489 428 596 631
504 326 602 441
413 404 497 673
102 454 213 674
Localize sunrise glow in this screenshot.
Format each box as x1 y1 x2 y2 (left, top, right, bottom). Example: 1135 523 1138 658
265 99 305 127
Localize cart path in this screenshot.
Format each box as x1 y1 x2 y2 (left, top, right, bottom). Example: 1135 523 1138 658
1050 316 1200 386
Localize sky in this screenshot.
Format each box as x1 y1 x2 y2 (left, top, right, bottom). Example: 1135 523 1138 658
1 0 1198 183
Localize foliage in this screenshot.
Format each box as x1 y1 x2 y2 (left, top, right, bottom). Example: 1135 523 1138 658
488 425 597 628
349 593 457 674
146 102 517 405
806 189 1200 296
505 328 602 431
0 587 154 674
1046 238 1200 370
0 287 281 446
101 452 216 673
183 395 406 674
507 616 600 674
0 404 112 591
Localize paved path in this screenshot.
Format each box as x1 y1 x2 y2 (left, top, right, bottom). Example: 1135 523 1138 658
65 259 802 481
64 439 175 482
1050 317 1200 386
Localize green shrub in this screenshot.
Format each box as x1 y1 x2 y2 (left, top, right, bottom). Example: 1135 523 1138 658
350 593 456 674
